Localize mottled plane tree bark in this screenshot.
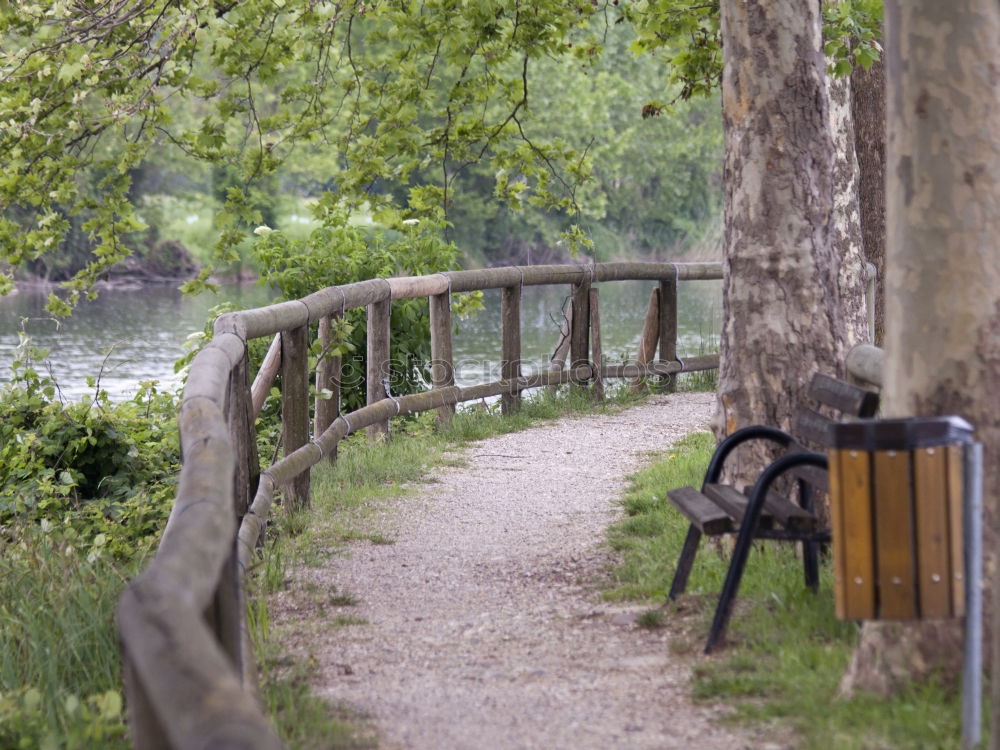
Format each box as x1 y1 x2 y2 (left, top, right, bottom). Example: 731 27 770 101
828 69 868 348
839 0 1000 706
850 50 887 346
714 0 865 481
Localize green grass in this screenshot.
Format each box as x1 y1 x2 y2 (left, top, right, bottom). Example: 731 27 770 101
254 640 376 750
606 432 976 749
0 529 136 748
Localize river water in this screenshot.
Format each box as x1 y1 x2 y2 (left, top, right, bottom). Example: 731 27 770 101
0 279 720 401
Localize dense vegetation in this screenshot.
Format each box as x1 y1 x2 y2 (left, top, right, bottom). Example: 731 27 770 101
0 338 179 748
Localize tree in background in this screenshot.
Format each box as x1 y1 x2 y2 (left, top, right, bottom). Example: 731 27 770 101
840 0 1000 704
850 40 887 346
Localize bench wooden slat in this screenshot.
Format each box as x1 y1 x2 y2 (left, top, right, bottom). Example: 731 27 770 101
760 489 818 532
703 484 774 530
667 486 733 535
788 463 829 493
793 407 835 447
808 373 879 417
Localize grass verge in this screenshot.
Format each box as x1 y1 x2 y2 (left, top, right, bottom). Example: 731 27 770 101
606 431 973 749
0 529 135 748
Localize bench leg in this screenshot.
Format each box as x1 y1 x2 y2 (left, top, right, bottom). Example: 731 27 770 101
799 481 819 592
705 451 828 653
705 490 769 653
704 522 755 653
668 525 702 601
803 540 820 593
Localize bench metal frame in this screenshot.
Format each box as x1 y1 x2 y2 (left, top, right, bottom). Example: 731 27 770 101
668 424 830 652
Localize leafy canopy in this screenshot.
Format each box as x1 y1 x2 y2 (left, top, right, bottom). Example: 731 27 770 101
1 0 604 312
1 0 881 314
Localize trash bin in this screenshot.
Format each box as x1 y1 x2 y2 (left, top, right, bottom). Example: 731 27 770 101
828 415 975 620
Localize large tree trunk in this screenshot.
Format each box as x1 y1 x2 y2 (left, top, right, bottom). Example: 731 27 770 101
840 0 1000 701
850 52 887 346
715 0 848 479
827 70 868 347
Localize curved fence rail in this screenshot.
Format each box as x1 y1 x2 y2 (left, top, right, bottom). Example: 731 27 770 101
845 342 884 388
117 261 722 748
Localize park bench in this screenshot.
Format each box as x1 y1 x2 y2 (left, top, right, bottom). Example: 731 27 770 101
666 373 879 653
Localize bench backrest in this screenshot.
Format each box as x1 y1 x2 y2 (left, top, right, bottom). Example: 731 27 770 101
793 373 879 448
790 373 879 490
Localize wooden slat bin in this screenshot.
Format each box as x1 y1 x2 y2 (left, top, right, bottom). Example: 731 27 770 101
828 416 974 621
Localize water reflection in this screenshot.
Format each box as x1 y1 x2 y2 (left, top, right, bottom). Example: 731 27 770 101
0 283 276 400
0 279 721 400
451 280 721 387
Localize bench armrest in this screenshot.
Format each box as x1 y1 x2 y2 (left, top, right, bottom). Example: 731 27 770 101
702 425 796 488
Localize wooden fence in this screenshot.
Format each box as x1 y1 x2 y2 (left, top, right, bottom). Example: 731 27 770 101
116 261 722 748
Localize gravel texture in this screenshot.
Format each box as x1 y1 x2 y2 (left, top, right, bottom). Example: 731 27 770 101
274 392 761 749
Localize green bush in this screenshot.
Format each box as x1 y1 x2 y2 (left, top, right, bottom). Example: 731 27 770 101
0 335 180 560
251 203 470 412
0 335 182 747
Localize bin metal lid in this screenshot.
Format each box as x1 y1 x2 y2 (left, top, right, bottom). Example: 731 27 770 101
832 415 974 451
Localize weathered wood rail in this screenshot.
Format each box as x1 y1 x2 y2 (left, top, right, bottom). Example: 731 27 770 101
116 261 721 748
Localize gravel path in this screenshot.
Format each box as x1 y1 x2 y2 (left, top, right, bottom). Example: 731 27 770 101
275 393 758 749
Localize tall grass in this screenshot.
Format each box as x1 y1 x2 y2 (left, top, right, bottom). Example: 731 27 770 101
0 529 135 747
607 432 979 749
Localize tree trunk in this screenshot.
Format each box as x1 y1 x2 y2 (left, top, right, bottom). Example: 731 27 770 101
715 0 848 482
827 69 868 347
850 51 887 346
840 0 1000 700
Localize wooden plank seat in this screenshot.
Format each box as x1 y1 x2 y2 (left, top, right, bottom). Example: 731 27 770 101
666 373 879 653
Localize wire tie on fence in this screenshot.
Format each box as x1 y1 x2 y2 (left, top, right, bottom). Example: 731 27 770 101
589 262 596 284
339 413 353 435
383 376 401 416
676 356 686 373
382 277 393 301
517 266 525 290
337 286 347 318
436 273 454 310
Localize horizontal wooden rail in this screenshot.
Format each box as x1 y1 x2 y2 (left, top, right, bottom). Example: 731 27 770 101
230 262 722 340
118 260 722 748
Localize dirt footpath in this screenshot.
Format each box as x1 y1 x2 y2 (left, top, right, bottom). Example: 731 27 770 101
273 393 765 749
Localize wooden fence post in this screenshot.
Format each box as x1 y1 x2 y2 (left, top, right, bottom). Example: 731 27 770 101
589 288 604 401
659 273 678 393
229 350 259 518
281 325 310 507
630 287 661 393
200 361 252 695
570 280 591 370
315 314 342 463
122 658 172 750
229 349 261 693
501 284 522 414
429 291 455 425
367 297 391 440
